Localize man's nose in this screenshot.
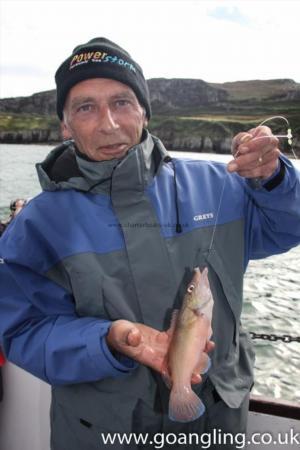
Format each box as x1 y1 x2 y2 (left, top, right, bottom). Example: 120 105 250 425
97 106 120 133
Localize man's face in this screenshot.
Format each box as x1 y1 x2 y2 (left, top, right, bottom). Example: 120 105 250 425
62 78 147 161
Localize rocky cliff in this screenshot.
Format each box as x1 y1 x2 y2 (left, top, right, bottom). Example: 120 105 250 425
0 78 299 155
148 78 228 113
0 90 56 115
0 79 229 116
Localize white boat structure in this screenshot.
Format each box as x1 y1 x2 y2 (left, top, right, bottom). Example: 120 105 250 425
0 362 299 450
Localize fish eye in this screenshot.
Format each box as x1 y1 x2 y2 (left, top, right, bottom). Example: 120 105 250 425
187 283 195 293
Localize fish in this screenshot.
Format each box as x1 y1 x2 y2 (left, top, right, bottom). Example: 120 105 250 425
164 267 214 423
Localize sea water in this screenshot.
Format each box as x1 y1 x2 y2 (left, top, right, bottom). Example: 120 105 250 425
0 144 299 403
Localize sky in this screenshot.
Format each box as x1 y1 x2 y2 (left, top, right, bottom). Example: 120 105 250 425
0 0 299 98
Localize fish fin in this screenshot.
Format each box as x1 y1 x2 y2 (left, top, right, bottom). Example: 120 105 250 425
169 309 179 334
193 308 204 317
169 386 205 423
191 354 211 384
195 353 211 375
161 358 172 389
193 302 212 318
162 370 173 389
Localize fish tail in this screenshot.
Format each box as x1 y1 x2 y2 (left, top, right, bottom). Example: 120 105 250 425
168 385 205 423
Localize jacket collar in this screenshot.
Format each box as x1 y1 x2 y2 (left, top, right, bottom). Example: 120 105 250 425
36 130 169 195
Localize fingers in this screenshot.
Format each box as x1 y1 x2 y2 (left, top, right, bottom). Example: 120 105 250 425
191 373 202 385
228 147 280 179
229 144 279 171
205 340 215 353
236 150 280 179
190 340 215 385
106 320 142 354
231 132 252 156
231 126 276 157
251 125 273 138
126 328 142 347
229 126 281 179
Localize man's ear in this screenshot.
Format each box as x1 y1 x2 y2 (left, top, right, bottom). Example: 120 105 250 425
61 121 72 140
143 115 149 129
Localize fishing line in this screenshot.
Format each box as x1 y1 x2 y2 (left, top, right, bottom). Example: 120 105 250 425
253 116 296 160
208 172 228 252
208 115 297 253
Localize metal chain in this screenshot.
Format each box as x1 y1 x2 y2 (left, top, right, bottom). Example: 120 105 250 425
249 332 300 343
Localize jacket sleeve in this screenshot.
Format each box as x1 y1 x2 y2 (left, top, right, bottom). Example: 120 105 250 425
0 254 136 386
243 155 300 265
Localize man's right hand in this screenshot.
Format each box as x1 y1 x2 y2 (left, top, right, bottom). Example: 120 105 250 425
106 319 214 384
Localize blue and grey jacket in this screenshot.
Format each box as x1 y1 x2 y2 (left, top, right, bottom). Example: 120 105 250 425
0 131 300 435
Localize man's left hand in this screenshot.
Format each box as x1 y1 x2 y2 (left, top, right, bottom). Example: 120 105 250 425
228 125 281 179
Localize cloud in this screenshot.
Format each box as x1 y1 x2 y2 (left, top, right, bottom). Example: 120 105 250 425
0 64 49 78
0 0 299 98
208 5 250 26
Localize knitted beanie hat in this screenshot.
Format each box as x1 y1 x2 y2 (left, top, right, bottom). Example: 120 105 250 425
55 37 151 120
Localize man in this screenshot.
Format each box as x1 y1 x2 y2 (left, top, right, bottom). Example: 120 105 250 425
0 38 299 449
0 198 27 236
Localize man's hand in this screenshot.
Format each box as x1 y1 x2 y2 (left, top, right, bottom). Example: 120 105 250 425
106 319 214 384
228 125 281 179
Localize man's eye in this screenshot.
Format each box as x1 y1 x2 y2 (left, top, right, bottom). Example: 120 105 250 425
78 104 94 112
115 99 130 107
